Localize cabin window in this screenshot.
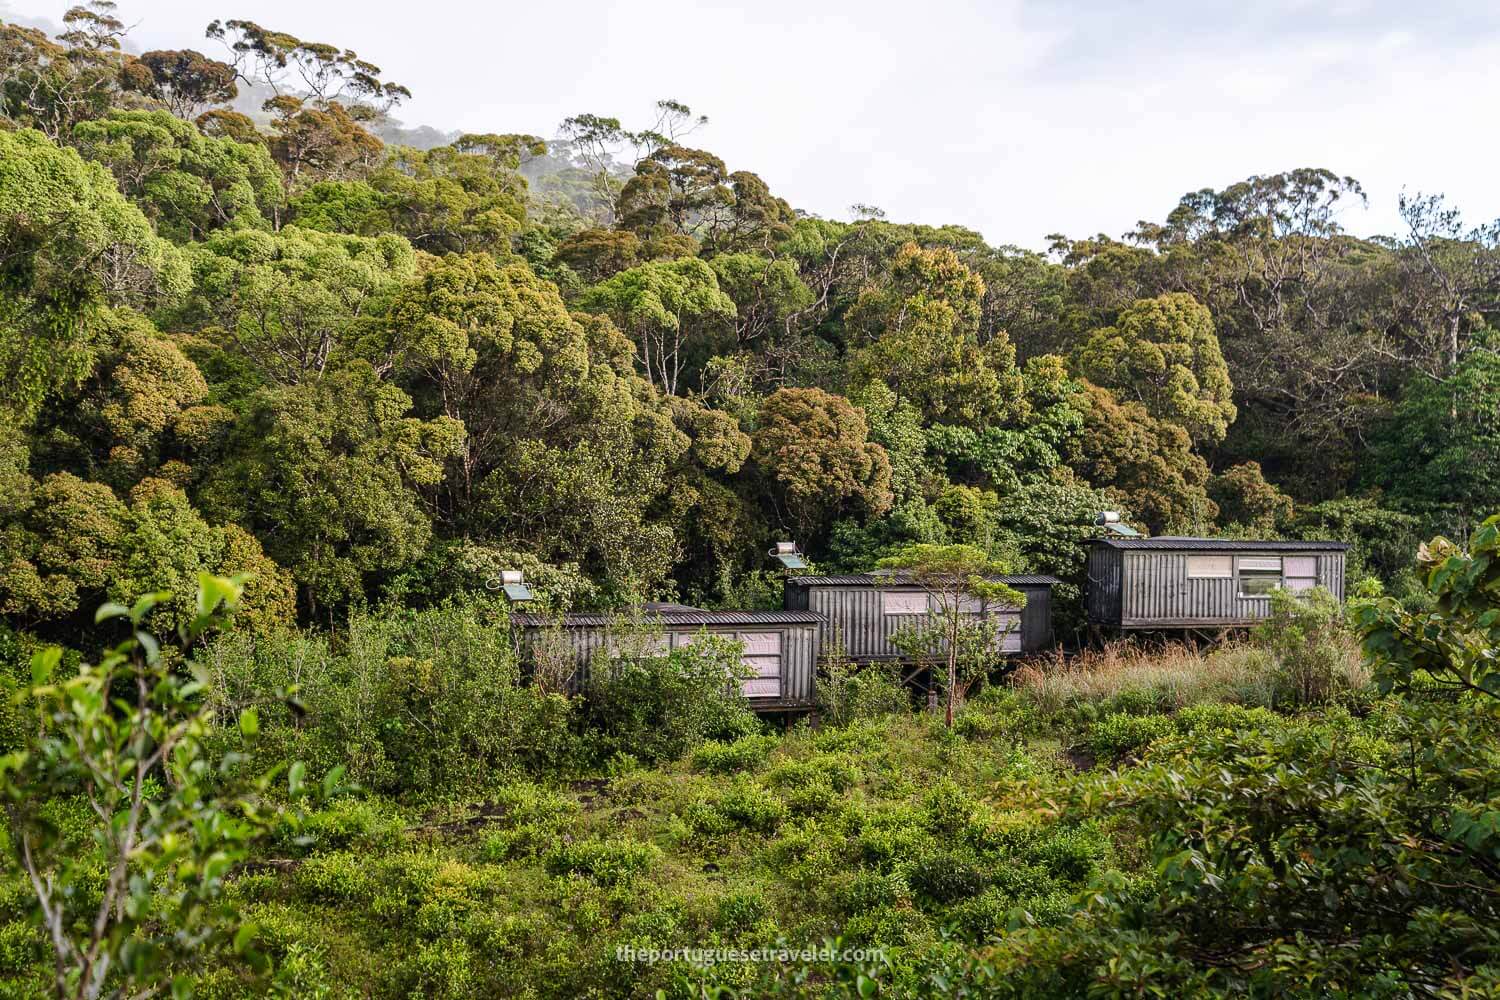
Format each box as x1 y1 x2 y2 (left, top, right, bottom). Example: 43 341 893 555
938 592 985 613
881 591 929 615
1237 556 1283 597
1283 556 1319 593
608 633 669 658
1185 555 1233 579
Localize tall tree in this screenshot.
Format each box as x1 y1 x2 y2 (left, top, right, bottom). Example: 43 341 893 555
1072 292 1236 446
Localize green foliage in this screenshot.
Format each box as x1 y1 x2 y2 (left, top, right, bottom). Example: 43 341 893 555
198 363 462 612
0 128 187 424
1072 292 1236 445
0 576 311 997
751 387 894 542
1253 586 1363 708
1087 712 1175 762
200 597 570 796
578 635 760 766
73 109 283 242
1367 346 1500 541
691 733 779 774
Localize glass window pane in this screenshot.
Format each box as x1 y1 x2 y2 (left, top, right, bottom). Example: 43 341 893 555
1186 555 1233 578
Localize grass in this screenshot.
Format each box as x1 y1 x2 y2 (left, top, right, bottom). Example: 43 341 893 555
1009 636 1368 720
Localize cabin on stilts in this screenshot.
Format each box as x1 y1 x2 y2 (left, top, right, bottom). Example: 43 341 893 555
782 573 1060 662
509 603 822 715
1085 535 1349 638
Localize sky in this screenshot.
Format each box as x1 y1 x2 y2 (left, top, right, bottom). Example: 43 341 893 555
8 0 1500 249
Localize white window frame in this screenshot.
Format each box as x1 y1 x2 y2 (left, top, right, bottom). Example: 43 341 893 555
1185 555 1233 579
1236 556 1283 598
881 590 929 615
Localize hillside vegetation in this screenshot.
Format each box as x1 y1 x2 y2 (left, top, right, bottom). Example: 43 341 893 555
3 4 1500 998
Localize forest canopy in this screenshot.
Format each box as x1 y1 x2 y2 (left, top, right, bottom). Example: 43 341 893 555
2 1 1498 642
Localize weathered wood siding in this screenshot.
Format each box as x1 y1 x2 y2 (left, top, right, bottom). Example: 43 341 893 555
1086 545 1124 626
518 622 818 709
1117 549 1346 627
801 584 1049 661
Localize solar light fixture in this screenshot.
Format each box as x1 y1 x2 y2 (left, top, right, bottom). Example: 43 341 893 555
1094 511 1141 537
498 569 533 602
769 541 808 570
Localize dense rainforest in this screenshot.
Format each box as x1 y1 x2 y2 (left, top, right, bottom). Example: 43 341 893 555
3 4 1500 998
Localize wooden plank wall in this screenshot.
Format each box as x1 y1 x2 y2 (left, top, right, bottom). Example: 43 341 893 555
806 586 1040 660
519 622 818 709
1120 550 1345 627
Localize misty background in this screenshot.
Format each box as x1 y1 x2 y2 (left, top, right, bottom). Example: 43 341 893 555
7 0 1498 248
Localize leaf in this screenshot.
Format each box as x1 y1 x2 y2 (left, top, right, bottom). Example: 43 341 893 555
135 630 160 666
30 647 60 686
128 591 172 625
94 602 130 624
233 922 258 955
239 707 259 738
288 760 305 797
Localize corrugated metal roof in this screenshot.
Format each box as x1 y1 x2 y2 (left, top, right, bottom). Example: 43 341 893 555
512 608 824 629
786 574 1062 587
1095 537 1349 551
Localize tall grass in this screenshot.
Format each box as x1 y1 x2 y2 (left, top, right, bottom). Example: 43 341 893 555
1010 637 1370 720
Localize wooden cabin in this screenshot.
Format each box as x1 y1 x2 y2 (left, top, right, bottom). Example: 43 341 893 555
510 603 821 713
1085 537 1349 631
782 574 1059 661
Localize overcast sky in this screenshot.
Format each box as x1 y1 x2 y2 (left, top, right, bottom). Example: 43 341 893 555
9 0 1500 249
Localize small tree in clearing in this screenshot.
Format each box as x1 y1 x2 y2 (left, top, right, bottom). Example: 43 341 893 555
877 544 1025 727
0 574 326 999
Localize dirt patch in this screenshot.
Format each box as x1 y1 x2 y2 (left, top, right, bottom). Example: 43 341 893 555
408 801 512 836
1063 746 1097 772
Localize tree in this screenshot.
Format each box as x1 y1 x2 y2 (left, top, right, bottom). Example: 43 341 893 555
124 49 238 119
1208 461 1294 535
616 144 733 239
177 226 418 386
581 257 736 395
849 243 1027 430
1072 292 1236 445
0 3 129 139
1 575 305 998
558 100 708 224
1367 345 1500 540
73 109 284 242
206 19 410 111
750 388 892 543
1071 382 1216 534
1387 193 1500 381
198 363 463 614
0 129 188 425
876 544 1024 727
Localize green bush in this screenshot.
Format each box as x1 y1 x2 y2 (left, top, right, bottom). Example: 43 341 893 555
201 597 577 798
687 780 787 836
1088 712 1176 763
545 838 662 886
691 733 779 774
817 655 910 727
1254 587 1367 708
578 634 759 765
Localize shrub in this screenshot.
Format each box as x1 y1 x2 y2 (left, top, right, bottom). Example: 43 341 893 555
818 648 910 726
295 852 372 903
909 848 990 906
579 633 759 765
1089 712 1175 763
1254 587 1368 708
201 597 575 797
691 734 779 774
545 838 662 886
1174 702 1279 736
